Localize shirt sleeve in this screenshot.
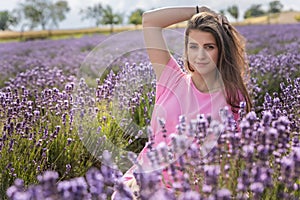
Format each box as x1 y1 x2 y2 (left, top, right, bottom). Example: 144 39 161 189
155 56 185 102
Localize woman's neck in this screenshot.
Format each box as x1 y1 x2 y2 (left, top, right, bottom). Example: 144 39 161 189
191 72 223 93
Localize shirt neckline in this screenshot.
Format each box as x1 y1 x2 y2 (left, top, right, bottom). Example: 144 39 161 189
189 75 223 96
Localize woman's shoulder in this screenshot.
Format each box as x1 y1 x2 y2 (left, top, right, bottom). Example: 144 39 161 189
157 56 186 83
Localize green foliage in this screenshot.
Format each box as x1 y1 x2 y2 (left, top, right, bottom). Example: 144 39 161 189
268 0 283 13
51 1 70 27
129 8 144 26
227 5 239 21
295 14 300 22
79 3 123 33
244 4 266 19
0 10 18 30
101 5 123 33
79 3 103 27
0 100 97 197
219 9 225 15
17 0 70 30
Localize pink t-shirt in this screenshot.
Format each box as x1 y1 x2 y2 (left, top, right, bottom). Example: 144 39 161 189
151 56 232 144
123 56 237 183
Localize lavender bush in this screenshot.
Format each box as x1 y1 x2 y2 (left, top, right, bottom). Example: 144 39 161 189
1 24 300 199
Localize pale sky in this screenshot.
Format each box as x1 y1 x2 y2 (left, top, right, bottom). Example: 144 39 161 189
1 0 299 30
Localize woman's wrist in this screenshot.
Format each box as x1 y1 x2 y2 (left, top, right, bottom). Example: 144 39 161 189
196 6 216 14
143 7 197 28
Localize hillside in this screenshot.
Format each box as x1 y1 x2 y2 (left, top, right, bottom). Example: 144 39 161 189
0 11 299 41
239 11 300 25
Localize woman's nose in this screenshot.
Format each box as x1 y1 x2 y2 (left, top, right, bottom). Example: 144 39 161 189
197 47 207 59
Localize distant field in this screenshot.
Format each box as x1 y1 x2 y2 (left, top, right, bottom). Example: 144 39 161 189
0 25 143 41
0 11 299 42
239 11 300 25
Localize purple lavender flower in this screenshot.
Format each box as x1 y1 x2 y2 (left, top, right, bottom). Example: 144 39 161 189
178 190 202 200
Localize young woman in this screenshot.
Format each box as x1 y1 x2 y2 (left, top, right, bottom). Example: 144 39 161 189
114 5 252 198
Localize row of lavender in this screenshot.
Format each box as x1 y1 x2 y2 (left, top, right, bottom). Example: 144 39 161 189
1 24 299 199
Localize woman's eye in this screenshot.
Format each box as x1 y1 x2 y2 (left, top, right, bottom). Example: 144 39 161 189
189 45 198 49
205 45 214 50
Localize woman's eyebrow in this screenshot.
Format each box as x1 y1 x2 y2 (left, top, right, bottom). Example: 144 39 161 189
204 43 216 46
188 42 198 45
188 42 216 46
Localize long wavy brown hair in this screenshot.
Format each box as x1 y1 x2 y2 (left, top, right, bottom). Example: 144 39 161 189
184 10 252 114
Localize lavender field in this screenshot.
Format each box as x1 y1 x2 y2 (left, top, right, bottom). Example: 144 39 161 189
1 24 300 200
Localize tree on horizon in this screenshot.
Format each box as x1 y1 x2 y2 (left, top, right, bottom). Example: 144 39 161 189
16 0 70 30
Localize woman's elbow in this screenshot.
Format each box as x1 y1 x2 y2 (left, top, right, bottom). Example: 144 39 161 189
142 11 152 27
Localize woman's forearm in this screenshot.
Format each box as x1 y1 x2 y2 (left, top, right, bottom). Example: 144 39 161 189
142 7 196 28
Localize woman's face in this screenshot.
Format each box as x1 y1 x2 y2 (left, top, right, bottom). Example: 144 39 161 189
187 29 219 75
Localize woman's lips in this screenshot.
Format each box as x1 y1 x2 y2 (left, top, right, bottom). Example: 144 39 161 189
195 62 209 66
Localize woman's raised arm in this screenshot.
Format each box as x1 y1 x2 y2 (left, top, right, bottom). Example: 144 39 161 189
142 7 196 80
